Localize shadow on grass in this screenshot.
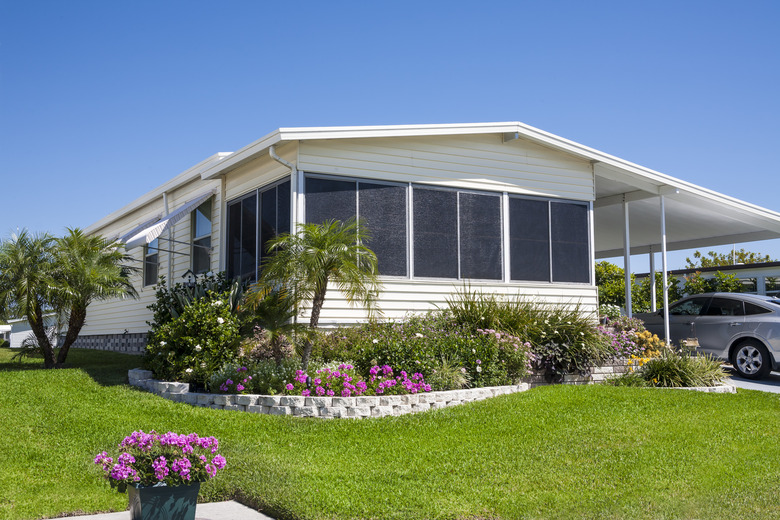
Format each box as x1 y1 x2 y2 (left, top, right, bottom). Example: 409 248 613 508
0 347 143 386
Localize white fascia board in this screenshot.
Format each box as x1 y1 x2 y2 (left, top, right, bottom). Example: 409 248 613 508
84 152 231 236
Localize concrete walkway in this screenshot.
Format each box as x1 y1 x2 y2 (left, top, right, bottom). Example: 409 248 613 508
69 500 274 520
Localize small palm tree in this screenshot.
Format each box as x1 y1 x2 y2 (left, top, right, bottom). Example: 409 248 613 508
53 228 137 366
0 230 58 368
247 218 382 369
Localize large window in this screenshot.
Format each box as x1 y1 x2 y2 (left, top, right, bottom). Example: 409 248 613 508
226 179 290 281
144 238 159 287
412 187 502 280
305 175 408 277
509 197 590 283
191 198 212 274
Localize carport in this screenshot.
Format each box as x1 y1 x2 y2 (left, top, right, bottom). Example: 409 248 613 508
511 122 780 342
592 157 780 342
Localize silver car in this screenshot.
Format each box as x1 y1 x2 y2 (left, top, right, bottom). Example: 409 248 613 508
636 292 780 380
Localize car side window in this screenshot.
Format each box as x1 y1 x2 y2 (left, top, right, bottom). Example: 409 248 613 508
705 297 744 316
744 302 772 315
669 297 709 316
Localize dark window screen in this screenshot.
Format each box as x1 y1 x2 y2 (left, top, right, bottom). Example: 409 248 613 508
413 188 458 278
509 198 550 281
240 194 257 280
226 201 242 280
305 177 356 225
550 202 589 283
260 187 278 260
459 193 502 280
359 182 407 276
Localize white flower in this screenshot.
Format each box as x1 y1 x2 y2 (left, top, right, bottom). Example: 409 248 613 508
472 349 476 354
211 300 223 306
185 368 193 373
415 333 424 338
476 366 482 373
217 317 225 324
372 339 379 344
194 345 202 352
160 341 166 346
201 362 206 368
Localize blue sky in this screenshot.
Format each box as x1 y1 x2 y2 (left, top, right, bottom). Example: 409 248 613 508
1 1 779 271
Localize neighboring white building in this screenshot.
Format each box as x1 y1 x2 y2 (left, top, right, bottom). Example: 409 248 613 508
76 122 780 352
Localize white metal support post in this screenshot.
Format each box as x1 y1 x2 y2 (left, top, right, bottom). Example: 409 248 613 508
623 197 632 317
649 248 657 312
660 195 670 343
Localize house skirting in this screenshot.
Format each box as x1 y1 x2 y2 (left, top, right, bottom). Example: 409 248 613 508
72 333 147 355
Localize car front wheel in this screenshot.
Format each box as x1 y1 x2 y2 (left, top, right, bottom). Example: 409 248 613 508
732 341 772 380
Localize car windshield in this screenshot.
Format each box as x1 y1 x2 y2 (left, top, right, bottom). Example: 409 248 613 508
769 299 780 307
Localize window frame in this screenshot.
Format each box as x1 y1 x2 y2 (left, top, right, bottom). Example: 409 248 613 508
191 197 213 275
143 238 159 287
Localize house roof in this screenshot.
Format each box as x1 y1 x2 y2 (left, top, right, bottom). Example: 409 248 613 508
86 122 780 259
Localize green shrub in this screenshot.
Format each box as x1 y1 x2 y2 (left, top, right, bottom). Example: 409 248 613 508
311 312 533 388
146 272 242 329
144 292 241 387
446 287 611 379
0 338 9 349
606 348 727 388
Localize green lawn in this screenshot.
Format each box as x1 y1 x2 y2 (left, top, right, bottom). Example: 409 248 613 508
2 348 779 520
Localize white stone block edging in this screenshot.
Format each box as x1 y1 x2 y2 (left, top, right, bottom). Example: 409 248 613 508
128 368 531 419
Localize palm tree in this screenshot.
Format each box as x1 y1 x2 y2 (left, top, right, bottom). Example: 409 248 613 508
247 218 382 369
53 228 137 366
0 230 59 367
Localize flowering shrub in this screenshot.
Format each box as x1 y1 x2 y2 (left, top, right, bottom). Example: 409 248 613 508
144 292 241 387
597 325 643 358
94 430 226 492
284 363 431 397
209 358 300 395
311 313 533 388
240 324 295 363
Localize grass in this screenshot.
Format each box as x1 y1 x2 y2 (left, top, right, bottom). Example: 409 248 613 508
2 348 780 520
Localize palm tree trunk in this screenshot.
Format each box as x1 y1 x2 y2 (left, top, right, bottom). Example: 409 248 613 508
301 285 328 371
29 307 56 369
56 305 86 367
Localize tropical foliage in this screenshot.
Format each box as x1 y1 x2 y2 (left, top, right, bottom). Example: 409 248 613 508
0 229 135 368
246 218 382 369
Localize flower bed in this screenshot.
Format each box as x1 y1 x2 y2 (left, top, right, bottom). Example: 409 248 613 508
129 369 528 419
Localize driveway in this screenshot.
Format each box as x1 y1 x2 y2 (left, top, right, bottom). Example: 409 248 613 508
724 367 780 393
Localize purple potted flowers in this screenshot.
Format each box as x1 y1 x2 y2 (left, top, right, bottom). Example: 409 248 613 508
94 430 226 520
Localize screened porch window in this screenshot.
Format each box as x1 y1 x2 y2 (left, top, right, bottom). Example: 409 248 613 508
305 175 408 277
226 179 290 281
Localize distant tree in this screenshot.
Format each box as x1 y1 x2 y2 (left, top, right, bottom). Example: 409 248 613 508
596 261 681 312
682 271 743 295
685 249 774 269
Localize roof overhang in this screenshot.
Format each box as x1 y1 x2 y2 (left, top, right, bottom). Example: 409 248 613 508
83 121 780 261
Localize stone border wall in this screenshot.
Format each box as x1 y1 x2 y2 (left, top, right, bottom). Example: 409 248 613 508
128 369 530 419
72 332 147 355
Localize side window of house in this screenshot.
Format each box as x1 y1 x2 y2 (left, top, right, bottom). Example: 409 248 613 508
550 201 590 283
144 238 159 287
192 198 212 274
259 181 291 267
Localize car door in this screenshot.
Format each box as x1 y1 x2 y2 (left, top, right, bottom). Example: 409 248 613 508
693 296 744 359
666 296 711 346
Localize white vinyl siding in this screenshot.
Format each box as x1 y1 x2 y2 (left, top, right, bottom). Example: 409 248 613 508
298 134 594 201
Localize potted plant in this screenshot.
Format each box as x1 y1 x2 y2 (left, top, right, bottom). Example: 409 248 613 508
94 430 226 520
